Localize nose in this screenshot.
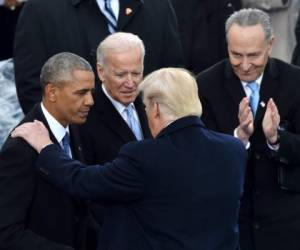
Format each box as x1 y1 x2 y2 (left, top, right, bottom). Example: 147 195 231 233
125 73 135 88
85 92 94 106
241 58 251 71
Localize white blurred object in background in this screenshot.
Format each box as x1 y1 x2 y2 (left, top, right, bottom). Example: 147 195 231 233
0 59 24 149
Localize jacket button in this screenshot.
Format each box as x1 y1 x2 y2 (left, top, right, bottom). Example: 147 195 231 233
254 153 260 160
253 222 260 230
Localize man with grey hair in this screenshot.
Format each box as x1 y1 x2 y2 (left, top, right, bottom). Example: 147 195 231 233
197 8 300 250
14 0 183 115
78 32 151 244
79 32 151 168
11 67 246 250
0 52 95 250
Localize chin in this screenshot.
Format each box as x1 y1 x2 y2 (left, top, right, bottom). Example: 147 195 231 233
122 98 135 106
73 117 87 125
238 75 257 82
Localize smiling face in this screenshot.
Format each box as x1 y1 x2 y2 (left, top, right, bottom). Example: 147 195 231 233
97 48 144 106
227 23 274 82
46 69 95 127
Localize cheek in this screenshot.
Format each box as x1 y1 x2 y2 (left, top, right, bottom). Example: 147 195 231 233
229 57 241 67
111 79 124 91
253 53 268 66
135 75 143 83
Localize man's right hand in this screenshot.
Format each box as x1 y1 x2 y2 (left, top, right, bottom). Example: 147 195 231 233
236 97 254 145
11 120 53 153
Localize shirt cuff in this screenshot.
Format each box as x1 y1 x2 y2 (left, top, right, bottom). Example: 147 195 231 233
234 128 250 149
267 140 279 151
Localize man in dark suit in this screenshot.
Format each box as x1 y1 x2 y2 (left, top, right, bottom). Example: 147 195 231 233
12 68 247 250
170 0 242 74
80 32 151 165
0 0 24 60
0 52 95 250
197 8 300 250
14 0 183 114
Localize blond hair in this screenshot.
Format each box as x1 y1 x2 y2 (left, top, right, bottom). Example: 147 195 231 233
139 68 202 121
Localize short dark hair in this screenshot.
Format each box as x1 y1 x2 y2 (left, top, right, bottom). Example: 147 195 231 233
40 52 93 92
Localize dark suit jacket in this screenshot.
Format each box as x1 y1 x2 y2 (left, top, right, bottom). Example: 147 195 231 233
35 116 246 250
14 0 183 114
79 86 151 165
292 10 300 66
0 104 88 250
170 0 241 74
0 4 23 60
196 58 300 250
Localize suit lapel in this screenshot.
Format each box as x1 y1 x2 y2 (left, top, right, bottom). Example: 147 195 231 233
118 0 143 30
254 59 280 127
37 104 86 210
69 125 85 163
74 0 109 67
224 61 246 108
33 104 60 145
93 86 138 142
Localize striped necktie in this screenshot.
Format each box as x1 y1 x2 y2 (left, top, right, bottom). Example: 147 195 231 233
103 0 117 33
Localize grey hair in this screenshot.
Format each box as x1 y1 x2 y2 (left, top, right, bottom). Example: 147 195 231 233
97 32 145 66
138 68 202 121
40 52 93 92
225 8 273 41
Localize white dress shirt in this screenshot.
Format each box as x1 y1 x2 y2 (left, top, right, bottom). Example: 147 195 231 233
101 84 142 132
241 73 263 98
41 103 72 157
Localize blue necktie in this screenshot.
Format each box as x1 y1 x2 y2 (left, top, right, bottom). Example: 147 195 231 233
103 0 117 33
125 105 143 141
247 82 259 117
61 132 71 157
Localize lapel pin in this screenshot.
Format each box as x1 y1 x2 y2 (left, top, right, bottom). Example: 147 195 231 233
125 8 132 15
260 101 265 108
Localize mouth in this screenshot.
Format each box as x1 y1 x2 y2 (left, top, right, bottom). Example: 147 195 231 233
121 91 136 97
79 110 90 118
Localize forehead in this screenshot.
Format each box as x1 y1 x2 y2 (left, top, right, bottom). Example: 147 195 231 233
228 24 267 50
106 48 143 69
62 70 95 90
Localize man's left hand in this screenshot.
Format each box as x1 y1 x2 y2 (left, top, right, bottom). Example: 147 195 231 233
262 98 280 144
11 120 53 153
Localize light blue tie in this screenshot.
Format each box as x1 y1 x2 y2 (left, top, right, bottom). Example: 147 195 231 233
103 0 117 33
61 132 71 157
125 105 143 141
247 82 259 117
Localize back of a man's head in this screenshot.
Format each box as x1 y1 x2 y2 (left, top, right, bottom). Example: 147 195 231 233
139 67 202 122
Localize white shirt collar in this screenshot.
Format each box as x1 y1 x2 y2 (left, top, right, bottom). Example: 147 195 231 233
101 84 139 123
102 84 128 113
241 73 264 89
40 103 70 144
